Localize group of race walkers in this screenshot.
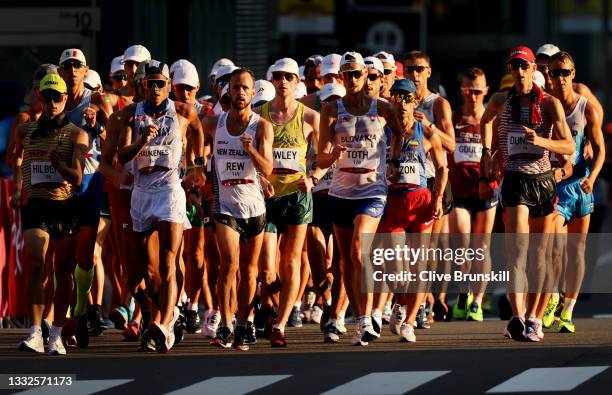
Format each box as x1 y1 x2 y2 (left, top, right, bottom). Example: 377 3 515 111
5 41 605 354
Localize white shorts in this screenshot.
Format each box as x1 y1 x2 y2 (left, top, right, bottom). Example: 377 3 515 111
131 184 187 232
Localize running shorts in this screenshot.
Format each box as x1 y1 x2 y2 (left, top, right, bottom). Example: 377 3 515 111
427 177 454 216
76 171 103 228
264 191 313 233
556 179 594 221
130 184 187 233
453 189 499 213
22 198 80 239
501 171 556 218
378 187 434 232
311 192 333 233
328 196 386 228
214 213 266 239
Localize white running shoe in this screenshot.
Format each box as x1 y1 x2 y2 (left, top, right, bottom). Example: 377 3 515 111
336 317 347 334
361 317 379 342
311 306 323 324
47 334 66 355
166 306 180 352
204 310 220 338
19 330 44 353
399 323 416 343
389 304 406 335
351 323 368 346
372 310 383 337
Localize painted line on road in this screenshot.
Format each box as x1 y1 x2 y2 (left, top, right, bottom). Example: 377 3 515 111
18 379 133 395
593 314 612 319
321 371 450 395
487 366 609 393
167 375 292 395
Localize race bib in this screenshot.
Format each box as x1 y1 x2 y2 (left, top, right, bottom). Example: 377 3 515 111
454 143 482 163
338 147 378 173
30 161 65 185
136 145 171 170
273 148 301 173
507 132 544 156
217 158 256 184
313 163 336 193
397 162 420 185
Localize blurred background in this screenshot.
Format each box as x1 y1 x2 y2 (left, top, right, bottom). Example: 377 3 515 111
0 0 611 175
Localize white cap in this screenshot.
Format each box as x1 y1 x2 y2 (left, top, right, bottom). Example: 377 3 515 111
533 70 546 89
373 51 396 67
269 58 300 76
59 48 86 65
170 59 191 75
536 44 560 57
340 51 365 68
84 69 102 89
123 45 151 63
221 84 229 98
294 81 307 99
253 79 275 106
266 65 274 81
110 56 124 75
320 54 341 76
319 83 346 101
364 56 384 75
209 58 234 78
215 64 239 82
299 65 305 81
173 61 199 87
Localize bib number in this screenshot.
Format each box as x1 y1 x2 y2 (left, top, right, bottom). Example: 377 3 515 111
397 162 420 185
273 148 301 174
507 132 544 156
30 161 65 185
217 158 256 185
136 145 171 170
454 142 482 163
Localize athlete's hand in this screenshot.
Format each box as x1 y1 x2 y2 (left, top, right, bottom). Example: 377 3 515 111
260 175 275 198
82 106 98 128
48 150 62 170
194 167 206 185
580 177 593 194
331 144 347 160
523 126 542 147
113 170 133 188
583 141 593 161
432 196 443 220
140 124 158 145
297 175 313 193
413 111 432 135
9 191 21 209
386 164 400 183
552 168 563 183
478 179 494 200
240 134 257 156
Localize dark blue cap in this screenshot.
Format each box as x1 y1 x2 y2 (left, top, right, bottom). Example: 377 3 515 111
390 79 416 94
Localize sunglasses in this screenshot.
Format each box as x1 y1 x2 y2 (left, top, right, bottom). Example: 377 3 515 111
391 93 417 105
341 70 363 80
549 68 573 78
216 80 229 89
509 61 530 71
367 73 380 82
112 74 128 81
405 65 429 73
61 62 85 70
536 63 549 70
383 69 394 75
272 72 296 82
174 84 196 92
461 87 485 95
143 79 167 89
41 92 64 103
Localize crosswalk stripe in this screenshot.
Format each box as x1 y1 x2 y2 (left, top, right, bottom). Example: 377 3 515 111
321 371 450 395
17 379 133 395
487 366 609 393
166 375 292 395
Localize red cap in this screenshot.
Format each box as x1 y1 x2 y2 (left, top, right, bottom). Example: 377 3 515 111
507 46 535 63
395 60 403 77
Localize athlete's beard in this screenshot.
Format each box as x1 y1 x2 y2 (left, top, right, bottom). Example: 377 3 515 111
231 100 250 110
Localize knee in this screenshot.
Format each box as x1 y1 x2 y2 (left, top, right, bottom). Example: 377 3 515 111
158 259 176 282
259 268 277 287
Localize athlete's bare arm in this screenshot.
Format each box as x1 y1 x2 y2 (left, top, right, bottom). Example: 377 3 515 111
378 99 405 162
574 82 604 121
5 112 30 168
584 100 605 186
480 92 506 178
9 124 27 207
53 127 88 186
117 105 143 165
302 106 327 180
536 95 575 155
201 113 219 141
300 92 317 110
430 96 456 153
424 132 447 218
317 101 340 169
251 117 274 177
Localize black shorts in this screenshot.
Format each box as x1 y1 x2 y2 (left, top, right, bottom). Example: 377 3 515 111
100 191 112 219
76 172 103 228
311 192 333 233
454 192 499 213
214 213 266 240
501 171 556 218
22 198 80 240
427 177 454 215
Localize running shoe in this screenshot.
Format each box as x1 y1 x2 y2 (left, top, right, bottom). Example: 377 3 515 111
122 321 140 342
466 302 484 322
48 334 66 355
204 310 220 338
270 328 287 348
100 318 115 330
399 323 416 343
41 319 50 345
87 304 104 336
233 325 249 351
288 306 303 328
74 314 90 348
524 319 541 342
245 321 257 345
536 321 545 340
557 314 576 333
416 305 431 329
389 304 406 335
542 295 560 328
211 326 233 349
138 329 156 352
503 316 526 341
336 317 347 334
351 325 367 346
19 330 44 353
372 310 383 336
185 310 202 334
361 317 379 343
109 305 129 330
148 322 169 353
452 293 472 321
64 336 77 349
174 306 186 345
323 323 341 343
498 295 513 320
254 306 273 338
61 317 78 339
432 299 449 322
382 301 392 324
320 304 331 332
311 305 323 324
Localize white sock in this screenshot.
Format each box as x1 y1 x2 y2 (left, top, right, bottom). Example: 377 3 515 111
226 323 234 332
328 318 337 326
338 310 346 321
372 309 382 319
294 301 301 309
50 325 61 337
473 295 483 306
188 302 198 312
562 298 577 318
325 298 332 306
247 314 255 323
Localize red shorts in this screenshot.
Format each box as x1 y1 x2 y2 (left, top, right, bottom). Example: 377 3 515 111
378 188 434 233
